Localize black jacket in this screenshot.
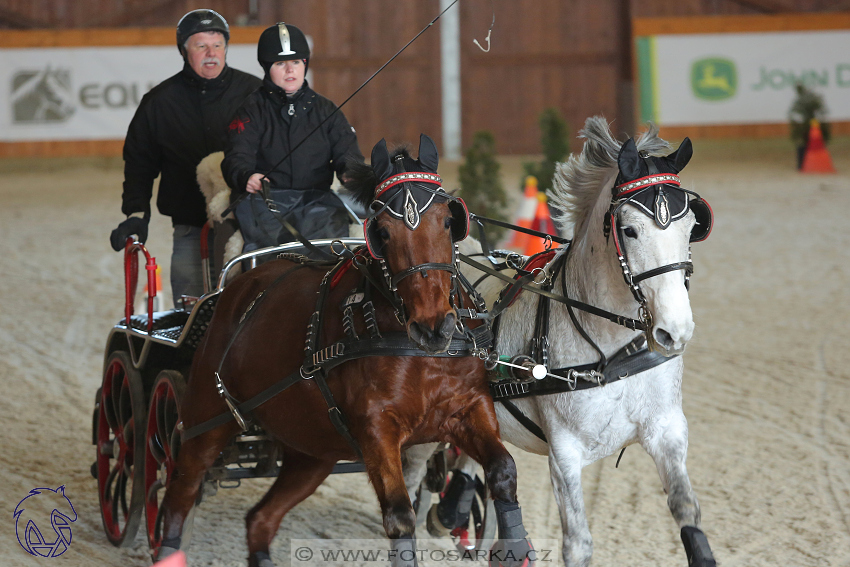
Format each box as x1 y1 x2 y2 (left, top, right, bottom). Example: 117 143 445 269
122 64 261 227
221 78 363 196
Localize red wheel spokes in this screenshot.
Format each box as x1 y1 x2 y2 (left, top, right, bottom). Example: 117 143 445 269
98 362 136 540
145 379 179 551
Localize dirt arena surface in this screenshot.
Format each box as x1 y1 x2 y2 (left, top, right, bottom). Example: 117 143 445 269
1 137 849 567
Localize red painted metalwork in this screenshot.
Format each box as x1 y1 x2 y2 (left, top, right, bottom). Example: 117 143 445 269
123 237 158 332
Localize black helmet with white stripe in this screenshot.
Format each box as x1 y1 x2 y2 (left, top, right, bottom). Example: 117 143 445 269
176 9 230 55
257 23 310 64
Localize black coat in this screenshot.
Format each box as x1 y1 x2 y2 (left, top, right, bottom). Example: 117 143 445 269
122 64 261 227
221 78 363 196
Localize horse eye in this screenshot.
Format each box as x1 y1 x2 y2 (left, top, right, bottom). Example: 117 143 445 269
444 217 453 229
623 226 638 238
378 227 390 241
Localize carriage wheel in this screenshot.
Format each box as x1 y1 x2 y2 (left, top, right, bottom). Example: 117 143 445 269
467 474 497 552
144 370 187 556
96 350 147 547
444 473 497 553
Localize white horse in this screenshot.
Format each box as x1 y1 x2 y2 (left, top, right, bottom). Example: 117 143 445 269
403 116 715 567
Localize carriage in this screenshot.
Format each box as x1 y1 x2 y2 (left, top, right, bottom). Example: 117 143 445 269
89 135 532 567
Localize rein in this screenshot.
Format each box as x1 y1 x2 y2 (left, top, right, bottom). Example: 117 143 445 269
185 243 490 452
459 253 647 332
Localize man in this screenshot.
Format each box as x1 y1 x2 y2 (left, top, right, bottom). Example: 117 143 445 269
110 9 261 307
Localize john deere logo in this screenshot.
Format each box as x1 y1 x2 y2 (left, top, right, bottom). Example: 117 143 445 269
11 67 75 123
691 58 737 101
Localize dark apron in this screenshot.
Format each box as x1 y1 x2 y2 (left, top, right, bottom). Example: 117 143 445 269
235 188 351 254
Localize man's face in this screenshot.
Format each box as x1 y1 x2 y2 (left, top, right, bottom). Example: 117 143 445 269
185 31 226 79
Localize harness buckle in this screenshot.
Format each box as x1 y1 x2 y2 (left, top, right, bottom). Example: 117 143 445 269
329 239 350 257
214 372 249 431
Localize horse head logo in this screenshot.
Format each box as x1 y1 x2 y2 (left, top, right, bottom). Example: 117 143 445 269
13 486 77 557
11 67 75 123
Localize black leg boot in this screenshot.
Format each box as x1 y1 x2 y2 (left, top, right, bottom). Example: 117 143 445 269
390 534 419 567
488 500 535 567
681 526 716 567
427 470 476 536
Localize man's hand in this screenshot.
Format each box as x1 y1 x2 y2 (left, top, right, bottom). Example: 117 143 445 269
246 173 268 194
110 214 149 251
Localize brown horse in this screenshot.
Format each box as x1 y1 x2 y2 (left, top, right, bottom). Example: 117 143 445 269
153 136 533 567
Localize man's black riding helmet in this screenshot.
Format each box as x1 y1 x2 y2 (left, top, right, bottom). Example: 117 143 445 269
176 9 230 55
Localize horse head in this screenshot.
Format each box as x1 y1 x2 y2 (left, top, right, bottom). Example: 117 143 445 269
552 117 712 356
345 134 469 354
612 137 696 354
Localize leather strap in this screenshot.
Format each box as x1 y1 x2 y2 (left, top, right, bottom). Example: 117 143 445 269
499 399 547 443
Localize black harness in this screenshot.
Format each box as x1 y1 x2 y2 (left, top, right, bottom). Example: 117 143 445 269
183 146 489 458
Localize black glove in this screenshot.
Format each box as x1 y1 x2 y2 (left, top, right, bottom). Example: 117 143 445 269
110 215 149 251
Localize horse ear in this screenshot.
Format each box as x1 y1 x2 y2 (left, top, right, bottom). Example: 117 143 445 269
370 138 393 181
666 137 693 173
617 138 641 181
417 134 439 173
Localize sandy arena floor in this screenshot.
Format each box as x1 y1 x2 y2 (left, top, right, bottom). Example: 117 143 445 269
1 137 849 567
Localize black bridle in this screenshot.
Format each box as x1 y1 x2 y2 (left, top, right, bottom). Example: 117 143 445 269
364 169 470 297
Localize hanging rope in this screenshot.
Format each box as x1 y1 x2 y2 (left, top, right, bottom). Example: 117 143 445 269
473 0 495 53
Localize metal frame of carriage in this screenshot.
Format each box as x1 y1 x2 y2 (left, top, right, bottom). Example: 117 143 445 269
90 236 498 555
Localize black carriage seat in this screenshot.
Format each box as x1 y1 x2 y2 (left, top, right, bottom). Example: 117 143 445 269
124 294 220 350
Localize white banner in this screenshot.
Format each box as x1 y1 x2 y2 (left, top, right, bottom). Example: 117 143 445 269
0 45 264 141
640 30 850 125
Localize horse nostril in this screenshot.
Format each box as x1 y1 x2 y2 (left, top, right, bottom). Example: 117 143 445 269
408 322 425 345
655 328 674 349
438 313 457 339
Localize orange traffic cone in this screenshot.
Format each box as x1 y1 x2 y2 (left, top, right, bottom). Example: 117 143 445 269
800 119 836 174
506 176 538 250
153 550 186 567
525 192 559 256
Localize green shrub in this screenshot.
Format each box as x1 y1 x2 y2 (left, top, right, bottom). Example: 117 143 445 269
458 130 508 244
522 107 570 194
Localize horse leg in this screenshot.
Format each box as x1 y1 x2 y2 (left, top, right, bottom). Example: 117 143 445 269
361 429 420 567
548 439 593 567
158 423 239 559
452 404 534 567
244 449 335 567
400 442 439 515
641 410 716 567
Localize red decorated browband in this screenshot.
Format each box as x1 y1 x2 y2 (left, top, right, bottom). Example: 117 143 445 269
614 174 680 197
374 172 442 200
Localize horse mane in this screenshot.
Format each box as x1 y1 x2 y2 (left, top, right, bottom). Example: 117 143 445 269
548 116 671 238
343 145 413 206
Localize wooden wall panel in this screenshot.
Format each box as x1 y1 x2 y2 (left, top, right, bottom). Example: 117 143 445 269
0 0 846 157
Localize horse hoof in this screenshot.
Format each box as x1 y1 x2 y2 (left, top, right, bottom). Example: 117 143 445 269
681 526 716 567
426 504 452 537
252 551 275 567
488 538 535 567
153 546 181 563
